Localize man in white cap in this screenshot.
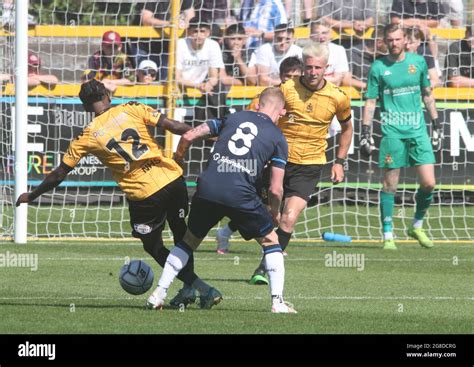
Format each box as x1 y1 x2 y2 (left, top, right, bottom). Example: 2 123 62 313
136 60 158 84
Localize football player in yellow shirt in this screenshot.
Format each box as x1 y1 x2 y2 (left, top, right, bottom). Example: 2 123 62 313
16 79 221 309
250 42 354 284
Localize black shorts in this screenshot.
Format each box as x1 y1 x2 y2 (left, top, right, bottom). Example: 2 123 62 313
283 162 323 202
188 196 274 241
127 176 189 242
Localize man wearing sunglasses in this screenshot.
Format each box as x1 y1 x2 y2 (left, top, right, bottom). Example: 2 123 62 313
136 59 159 84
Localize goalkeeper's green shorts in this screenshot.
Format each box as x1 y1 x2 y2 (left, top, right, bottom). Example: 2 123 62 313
378 134 436 169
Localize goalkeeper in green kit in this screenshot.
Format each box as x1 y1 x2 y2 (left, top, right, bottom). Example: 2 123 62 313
361 24 443 250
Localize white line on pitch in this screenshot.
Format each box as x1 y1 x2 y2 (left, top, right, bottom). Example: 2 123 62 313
0 295 472 301
35 257 474 262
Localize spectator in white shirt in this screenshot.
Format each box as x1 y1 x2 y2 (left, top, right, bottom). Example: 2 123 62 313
255 24 302 86
176 18 225 94
310 21 349 86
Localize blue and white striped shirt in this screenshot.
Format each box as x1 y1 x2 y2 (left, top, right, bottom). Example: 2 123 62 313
244 0 288 49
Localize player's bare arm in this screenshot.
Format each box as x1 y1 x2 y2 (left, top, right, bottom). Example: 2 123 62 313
174 122 212 161
268 166 285 224
159 116 193 135
422 86 443 149
362 98 377 126
336 119 353 160
421 86 438 121
15 162 73 206
332 119 353 184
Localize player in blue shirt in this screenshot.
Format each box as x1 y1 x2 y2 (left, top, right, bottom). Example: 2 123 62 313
147 87 297 313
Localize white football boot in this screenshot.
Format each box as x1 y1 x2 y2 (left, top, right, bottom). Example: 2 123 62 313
271 300 297 314
146 286 167 310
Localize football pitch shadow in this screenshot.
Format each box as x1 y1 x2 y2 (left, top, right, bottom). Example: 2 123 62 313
0 301 267 314
203 277 249 283
0 301 149 311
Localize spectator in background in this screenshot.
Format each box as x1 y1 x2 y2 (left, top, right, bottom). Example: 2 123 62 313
194 0 234 26
390 0 446 30
27 52 59 88
83 31 134 93
176 19 224 95
131 0 195 81
279 56 303 81
255 23 302 86
390 1 445 79
310 21 349 86
342 26 387 91
2 0 36 28
136 59 159 84
210 24 224 46
246 56 303 111
445 24 474 88
405 26 440 87
239 0 254 22
284 0 313 25
221 23 257 86
176 18 226 122
176 17 226 179
441 0 464 28
243 0 288 50
317 0 374 43
0 73 11 83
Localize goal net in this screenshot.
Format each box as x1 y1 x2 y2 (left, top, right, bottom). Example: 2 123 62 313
1 0 472 242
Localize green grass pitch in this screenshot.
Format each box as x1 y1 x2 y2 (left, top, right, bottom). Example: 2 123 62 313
0 240 472 334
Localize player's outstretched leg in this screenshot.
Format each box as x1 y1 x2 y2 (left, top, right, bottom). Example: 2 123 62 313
146 243 220 309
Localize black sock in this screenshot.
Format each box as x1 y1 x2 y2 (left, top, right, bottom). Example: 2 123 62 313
256 256 266 274
276 228 292 251
228 220 238 232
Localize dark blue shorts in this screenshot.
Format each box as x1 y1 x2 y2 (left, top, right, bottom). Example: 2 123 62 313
188 196 274 240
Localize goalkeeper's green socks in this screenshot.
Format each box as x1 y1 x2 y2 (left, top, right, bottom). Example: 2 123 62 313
413 189 433 228
380 191 395 240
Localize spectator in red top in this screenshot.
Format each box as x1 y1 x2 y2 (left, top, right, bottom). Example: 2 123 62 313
83 31 135 92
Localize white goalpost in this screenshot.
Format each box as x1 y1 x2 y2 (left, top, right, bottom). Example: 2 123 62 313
13 0 28 244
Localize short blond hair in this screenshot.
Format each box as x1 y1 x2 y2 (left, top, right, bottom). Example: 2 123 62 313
302 42 329 63
259 87 285 108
